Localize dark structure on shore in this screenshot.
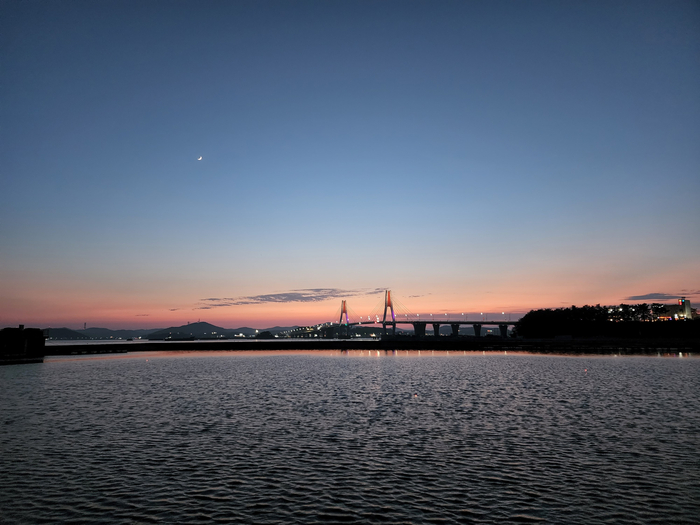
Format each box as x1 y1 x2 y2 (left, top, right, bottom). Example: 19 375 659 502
0 326 46 365
515 303 699 339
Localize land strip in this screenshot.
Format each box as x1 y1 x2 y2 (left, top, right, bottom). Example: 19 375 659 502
44 337 699 356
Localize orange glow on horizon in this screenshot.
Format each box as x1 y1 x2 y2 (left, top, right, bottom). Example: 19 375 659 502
2 270 697 330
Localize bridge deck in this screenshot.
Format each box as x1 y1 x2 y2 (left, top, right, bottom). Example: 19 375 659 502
348 320 517 326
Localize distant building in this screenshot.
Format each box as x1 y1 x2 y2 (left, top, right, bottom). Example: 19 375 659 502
656 297 694 320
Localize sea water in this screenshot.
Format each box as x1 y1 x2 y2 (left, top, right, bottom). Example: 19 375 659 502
1 351 698 523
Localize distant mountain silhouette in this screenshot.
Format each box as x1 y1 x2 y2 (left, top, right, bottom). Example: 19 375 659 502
45 327 89 340
33 322 301 340
263 326 300 333
79 327 161 339
227 327 257 336
147 322 300 340
147 321 229 340
230 326 302 336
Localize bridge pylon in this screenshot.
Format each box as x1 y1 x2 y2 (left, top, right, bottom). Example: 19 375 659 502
339 300 349 325
382 290 396 336
339 300 350 338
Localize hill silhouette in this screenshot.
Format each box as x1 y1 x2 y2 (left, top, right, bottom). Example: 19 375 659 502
79 327 161 339
28 322 301 340
147 322 306 340
147 322 231 340
45 327 89 340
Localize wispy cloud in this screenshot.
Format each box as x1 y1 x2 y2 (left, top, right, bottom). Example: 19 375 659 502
625 292 695 301
169 308 179 311
195 288 385 309
135 314 149 317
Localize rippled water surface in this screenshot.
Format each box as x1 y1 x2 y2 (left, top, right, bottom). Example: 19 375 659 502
2 351 699 524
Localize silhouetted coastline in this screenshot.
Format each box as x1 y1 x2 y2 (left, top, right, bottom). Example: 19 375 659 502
42 336 698 356
515 303 698 339
13 300 700 361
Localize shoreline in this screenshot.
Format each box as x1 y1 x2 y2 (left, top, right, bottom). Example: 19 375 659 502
42 337 699 356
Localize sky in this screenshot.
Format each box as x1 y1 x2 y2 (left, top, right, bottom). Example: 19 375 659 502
1 0 699 330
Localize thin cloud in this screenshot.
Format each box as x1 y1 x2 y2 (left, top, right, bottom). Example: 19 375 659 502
625 292 689 301
197 288 385 309
135 314 149 317
169 308 179 311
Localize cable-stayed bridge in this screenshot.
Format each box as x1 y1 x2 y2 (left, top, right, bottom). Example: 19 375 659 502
331 290 517 338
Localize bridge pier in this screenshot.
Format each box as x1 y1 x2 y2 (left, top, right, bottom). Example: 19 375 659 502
499 324 509 338
473 323 482 337
432 323 440 338
382 322 396 336
450 324 460 337
413 322 426 337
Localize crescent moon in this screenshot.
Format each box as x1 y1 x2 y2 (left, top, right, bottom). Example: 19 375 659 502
197 156 203 161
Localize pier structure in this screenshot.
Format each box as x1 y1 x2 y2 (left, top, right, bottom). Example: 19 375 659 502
0 325 46 365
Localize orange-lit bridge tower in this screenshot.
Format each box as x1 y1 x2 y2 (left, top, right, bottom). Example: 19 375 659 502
382 290 396 336
338 300 351 338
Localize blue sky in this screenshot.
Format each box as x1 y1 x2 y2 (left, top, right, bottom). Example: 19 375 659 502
1 0 698 328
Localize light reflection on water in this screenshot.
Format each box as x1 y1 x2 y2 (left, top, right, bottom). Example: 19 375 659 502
2 352 698 524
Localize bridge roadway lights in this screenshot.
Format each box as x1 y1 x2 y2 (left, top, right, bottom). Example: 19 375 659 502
450 324 460 337
499 324 508 338
473 323 482 337
432 323 440 338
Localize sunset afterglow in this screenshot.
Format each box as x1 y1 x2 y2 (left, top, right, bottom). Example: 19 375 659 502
1 1 698 330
